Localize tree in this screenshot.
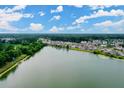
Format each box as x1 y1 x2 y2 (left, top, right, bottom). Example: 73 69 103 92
0 53 6 67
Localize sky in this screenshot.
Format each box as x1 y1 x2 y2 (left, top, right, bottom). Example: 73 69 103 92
0 5 124 34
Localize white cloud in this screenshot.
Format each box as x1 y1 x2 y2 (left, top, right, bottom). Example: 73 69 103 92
39 11 45 16
6 5 27 13
50 15 61 21
73 17 85 25
0 5 33 32
93 19 124 32
66 25 81 30
81 29 85 31
112 19 124 26
49 26 58 32
23 13 34 18
58 27 64 31
56 6 63 12
72 5 83 8
89 5 112 10
0 5 27 13
89 5 104 10
0 13 23 22
94 20 113 27
94 19 124 27
73 9 124 25
49 24 82 32
0 13 33 22
51 6 63 13
49 26 64 33
29 23 44 31
0 21 18 31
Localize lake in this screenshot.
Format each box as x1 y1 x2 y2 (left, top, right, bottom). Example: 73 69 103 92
0 46 124 88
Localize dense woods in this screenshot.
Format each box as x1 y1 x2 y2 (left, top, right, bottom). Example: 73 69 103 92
1 34 124 43
0 38 45 67
36 34 124 43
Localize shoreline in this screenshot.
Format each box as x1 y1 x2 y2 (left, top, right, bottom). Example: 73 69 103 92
0 55 30 78
49 45 124 60
70 48 124 60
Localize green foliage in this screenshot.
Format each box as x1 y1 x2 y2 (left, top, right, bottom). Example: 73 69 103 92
93 50 102 54
0 52 10 67
0 39 44 68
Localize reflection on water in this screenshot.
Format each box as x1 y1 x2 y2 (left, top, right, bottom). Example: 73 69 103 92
51 46 69 52
0 46 124 88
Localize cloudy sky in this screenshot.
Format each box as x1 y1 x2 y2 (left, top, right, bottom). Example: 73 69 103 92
0 5 124 33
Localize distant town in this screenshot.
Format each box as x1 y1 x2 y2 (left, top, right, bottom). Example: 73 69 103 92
40 38 124 59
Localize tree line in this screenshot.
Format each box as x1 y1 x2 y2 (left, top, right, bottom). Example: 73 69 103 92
0 39 45 67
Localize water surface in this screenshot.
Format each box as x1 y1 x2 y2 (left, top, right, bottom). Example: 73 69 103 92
0 46 124 88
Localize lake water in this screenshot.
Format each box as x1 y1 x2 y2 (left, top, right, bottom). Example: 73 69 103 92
0 46 124 88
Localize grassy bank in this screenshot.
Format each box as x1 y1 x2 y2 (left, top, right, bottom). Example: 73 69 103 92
0 55 30 78
71 48 124 60
71 48 93 53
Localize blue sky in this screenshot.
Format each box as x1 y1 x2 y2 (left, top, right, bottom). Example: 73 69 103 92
0 5 124 33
